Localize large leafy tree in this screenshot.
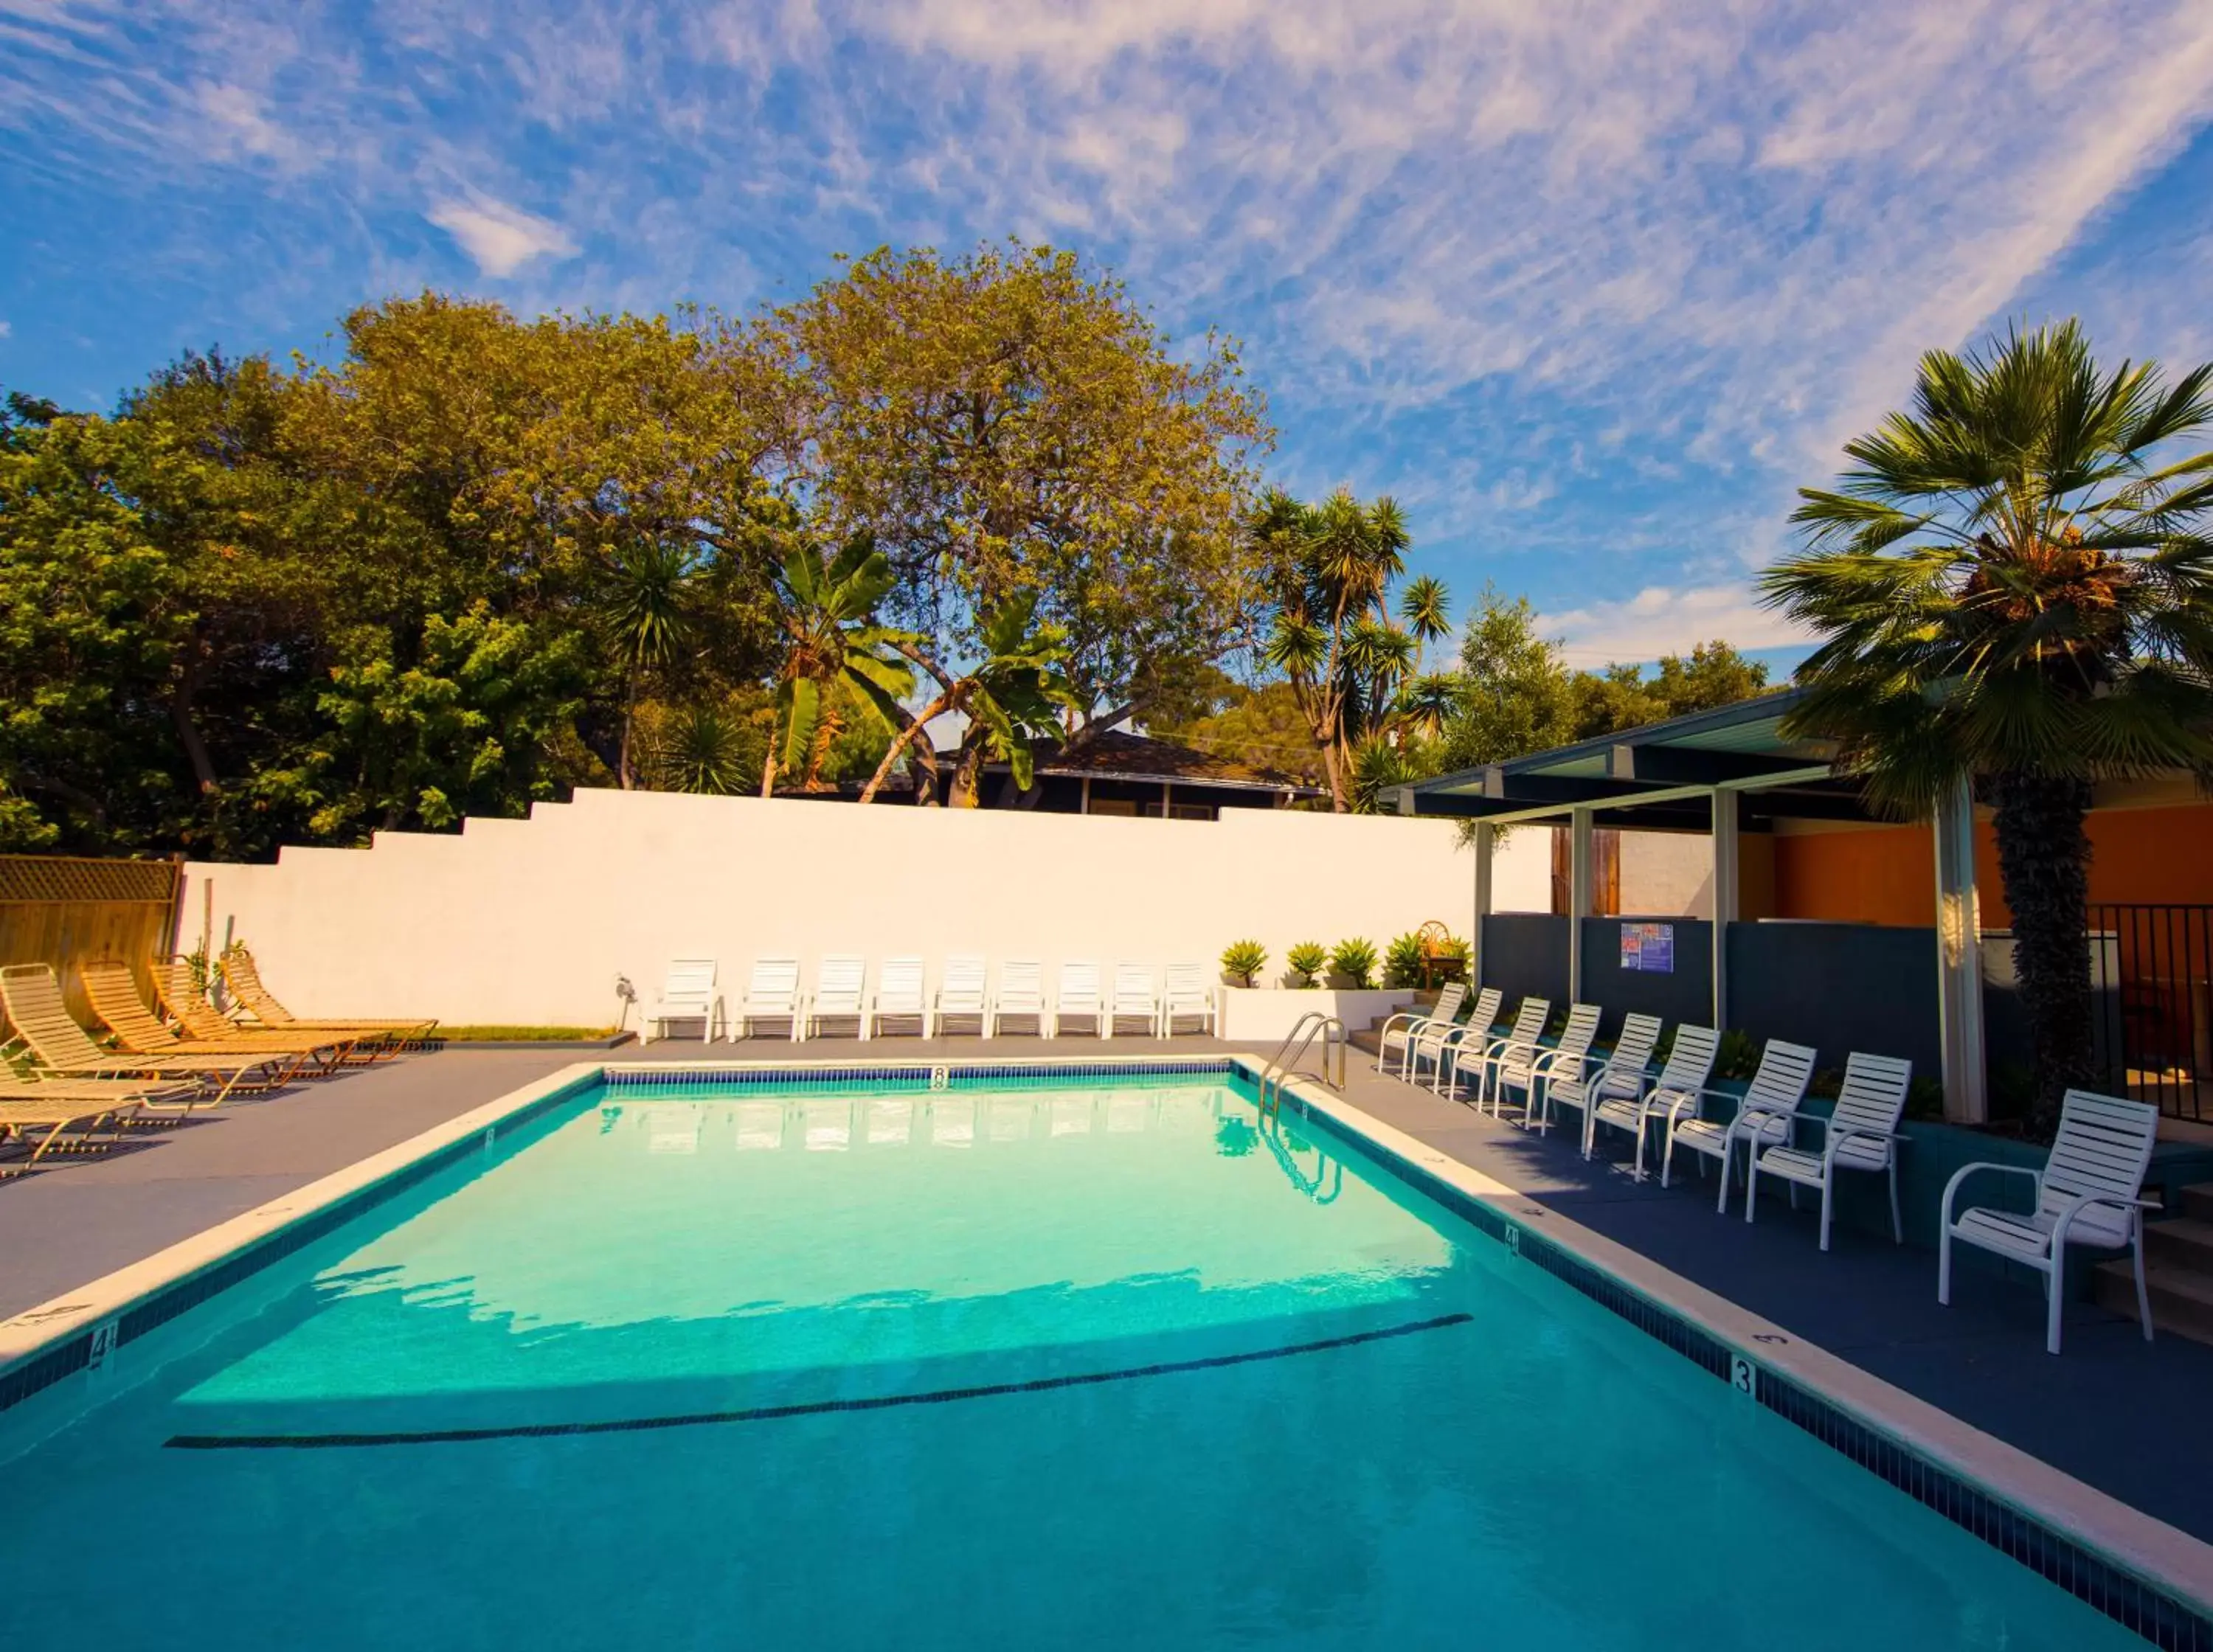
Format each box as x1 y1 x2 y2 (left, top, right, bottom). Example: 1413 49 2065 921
763 537 915 795
1763 321 2213 1125
747 242 1272 734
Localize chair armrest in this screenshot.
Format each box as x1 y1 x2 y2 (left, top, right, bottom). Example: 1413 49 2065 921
1825 1124 1902 1162
2049 1190 2161 1251
1529 1046 1598 1076
1735 1102 1794 1131
1939 1159 2040 1224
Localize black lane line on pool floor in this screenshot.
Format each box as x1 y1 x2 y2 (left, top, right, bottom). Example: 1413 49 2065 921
164 1312 1475 1451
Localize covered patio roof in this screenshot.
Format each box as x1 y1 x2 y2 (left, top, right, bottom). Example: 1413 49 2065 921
1391 687 1882 830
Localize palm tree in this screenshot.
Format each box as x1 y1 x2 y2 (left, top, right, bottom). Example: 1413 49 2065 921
1399 574 1452 672
1255 487 1416 811
765 537 916 796
594 539 698 790
1762 320 2213 1128
646 702 754 795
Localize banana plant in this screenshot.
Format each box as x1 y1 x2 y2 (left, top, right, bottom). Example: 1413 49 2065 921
764 535 918 794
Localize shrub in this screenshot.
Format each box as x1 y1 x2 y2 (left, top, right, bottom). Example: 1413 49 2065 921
1219 939 1267 988
1382 932 1425 989
1430 934 1470 984
1329 937 1378 990
1715 1029 1759 1080
1286 941 1328 988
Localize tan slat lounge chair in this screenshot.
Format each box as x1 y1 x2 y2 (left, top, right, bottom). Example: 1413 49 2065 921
0 964 295 1107
156 957 392 1067
80 960 350 1077
220 947 436 1046
0 1080 166 1174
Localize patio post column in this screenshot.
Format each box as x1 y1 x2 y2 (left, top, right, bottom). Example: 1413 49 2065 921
1470 822 1495 990
1568 807 1593 1001
1710 788 1738 1029
1934 775 1988 1123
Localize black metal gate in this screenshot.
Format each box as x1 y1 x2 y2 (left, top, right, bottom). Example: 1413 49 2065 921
2089 903 2213 1122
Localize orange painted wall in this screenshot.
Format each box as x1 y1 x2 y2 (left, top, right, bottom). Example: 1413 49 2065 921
1770 803 2213 926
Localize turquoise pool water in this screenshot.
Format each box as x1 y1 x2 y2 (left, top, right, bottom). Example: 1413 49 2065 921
0 1071 2147 1649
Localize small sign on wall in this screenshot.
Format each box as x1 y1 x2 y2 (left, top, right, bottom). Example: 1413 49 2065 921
1620 922 1675 974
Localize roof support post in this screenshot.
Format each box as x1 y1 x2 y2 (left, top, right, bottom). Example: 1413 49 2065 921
1934 775 1988 1123
1470 822 1495 991
1711 788 1738 1030
1568 807 1593 1002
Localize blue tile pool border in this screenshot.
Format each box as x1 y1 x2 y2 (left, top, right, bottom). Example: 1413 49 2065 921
1259 1063 2212 1652
1 1051 2206 1650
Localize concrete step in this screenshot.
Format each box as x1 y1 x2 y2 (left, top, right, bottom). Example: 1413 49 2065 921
1348 1027 1384 1056
2180 1182 2213 1223
2093 1257 2213 1347
2147 1217 2213 1271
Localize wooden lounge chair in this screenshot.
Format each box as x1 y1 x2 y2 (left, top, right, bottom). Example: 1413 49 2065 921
933 955 989 1037
990 961 1046 1037
1546 1011 1663 1153
1939 1089 2161 1355
867 957 928 1039
1160 963 1217 1036
1747 1052 1914 1251
1662 1038 1819 1212
220 945 436 1043
0 964 288 1108
1376 982 1466 1075
1108 963 1160 1037
81 961 348 1077
1590 1024 1721 1180
645 958 724 1044
155 957 387 1066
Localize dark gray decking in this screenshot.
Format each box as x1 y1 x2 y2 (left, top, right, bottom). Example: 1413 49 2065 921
3 1037 2209 1548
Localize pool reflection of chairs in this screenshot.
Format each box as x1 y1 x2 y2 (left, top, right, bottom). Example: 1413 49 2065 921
610 1087 1235 1156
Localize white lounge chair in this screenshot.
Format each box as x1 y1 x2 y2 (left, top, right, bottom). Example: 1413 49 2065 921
1055 962 1106 1037
738 957 803 1041
1498 1002 1602 1131
1590 1024 1720 1179
1663 1038 1818 1213
643 957 723 1044
1939 1089 2160 1355
1546 1012 1662 1150
1747 1052 1913 1250
1108 963 1159 1037
867 957 928 1039
991 960 1047 1036
1409 987 1500 1088
934 954 989 1036
1160 963 1216 1036
1445 996 1548 1106
1376 982 1466 1075
808 955 867 1041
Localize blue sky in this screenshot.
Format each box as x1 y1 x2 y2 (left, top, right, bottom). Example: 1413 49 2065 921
7 2 2213 674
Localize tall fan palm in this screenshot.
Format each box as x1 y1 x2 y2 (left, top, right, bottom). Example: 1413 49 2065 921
1399 575 1452 672
1762 321 2213 1128
766 536 918 795
595 539 699 790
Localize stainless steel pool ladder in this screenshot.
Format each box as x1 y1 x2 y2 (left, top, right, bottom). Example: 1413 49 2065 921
1258 1012 1345 1118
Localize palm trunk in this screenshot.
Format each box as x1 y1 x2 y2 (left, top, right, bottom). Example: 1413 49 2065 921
859 693 953 804
758 724 778 799
618 673 639 791
1987 771 2096 1132
801 705 845 790
948 739 988 808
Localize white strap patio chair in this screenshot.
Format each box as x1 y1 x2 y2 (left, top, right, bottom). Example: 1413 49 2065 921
1590 1024 1720 1180
1939 1089 2160 1355
867 957 928 1039
1546 1012 1662 1152
1376 982 1466 1075
1506 1003 1606 1135
991 960 1046 1036
934 954 989 1037
1444 996 1548 1106
1160 963 1216 1036
808 955 867 1041
1746 1052 1913 1250
643 957 723 1044
1662 1038 1818 1213
1054 961 1106 1038
1408 988 1500 1088
738 957 803 1041
1108 963 1160 1037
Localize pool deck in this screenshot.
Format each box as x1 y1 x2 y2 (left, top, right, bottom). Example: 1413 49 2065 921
5 1035 2212 1552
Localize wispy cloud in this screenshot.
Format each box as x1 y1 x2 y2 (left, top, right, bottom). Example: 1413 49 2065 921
426 196 578 279
1545 584 1813 667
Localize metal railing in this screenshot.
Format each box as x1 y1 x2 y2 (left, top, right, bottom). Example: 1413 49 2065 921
2088 903 2213 1122
1258 1012 1346 1118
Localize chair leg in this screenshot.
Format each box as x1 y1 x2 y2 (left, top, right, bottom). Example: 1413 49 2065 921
2046 1257 2065 1356
2133 1215 2155 1344
1744 1152 1760 1224
1658 1125 1675 1189
1714 1137 1734 1215
1937 1226 1953 1305
1818 1173 1833 1252
1887 1160 1902 1246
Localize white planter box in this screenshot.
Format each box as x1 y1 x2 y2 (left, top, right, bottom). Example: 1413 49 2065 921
1216 985 1416 1044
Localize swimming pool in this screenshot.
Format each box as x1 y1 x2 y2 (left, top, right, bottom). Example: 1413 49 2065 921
0 1063 2186 1648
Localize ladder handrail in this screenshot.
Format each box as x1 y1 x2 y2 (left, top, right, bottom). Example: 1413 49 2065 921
1258 1013 1346 1117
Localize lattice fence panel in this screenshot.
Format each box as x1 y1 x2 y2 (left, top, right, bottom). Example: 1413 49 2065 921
0 856 183 1026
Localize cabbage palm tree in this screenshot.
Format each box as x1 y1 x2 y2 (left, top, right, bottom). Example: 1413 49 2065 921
1399 574 1452 671
594 539 699 790
765 536 916 795
1762 321 2213 1127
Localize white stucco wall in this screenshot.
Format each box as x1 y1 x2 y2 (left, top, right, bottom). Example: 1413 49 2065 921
181 790 1510 1027
1620 831 1716 917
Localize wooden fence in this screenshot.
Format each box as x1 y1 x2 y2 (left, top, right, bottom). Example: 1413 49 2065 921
0 856 183 1026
